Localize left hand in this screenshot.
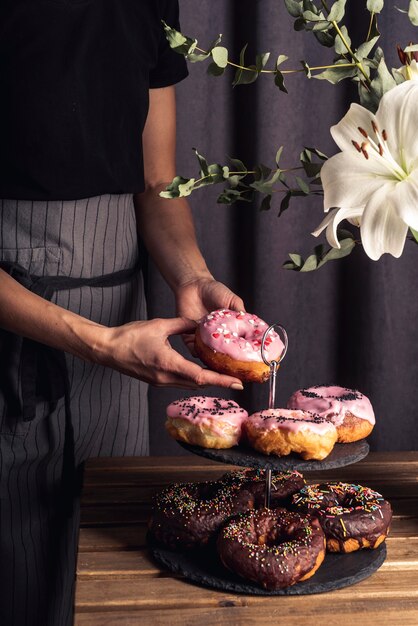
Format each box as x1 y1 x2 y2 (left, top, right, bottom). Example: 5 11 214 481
175 277 246 355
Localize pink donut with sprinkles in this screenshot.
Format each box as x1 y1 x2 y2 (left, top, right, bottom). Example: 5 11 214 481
195 309 285 383
287 385 375 443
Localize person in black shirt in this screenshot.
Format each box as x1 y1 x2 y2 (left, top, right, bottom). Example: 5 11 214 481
0 2 245 624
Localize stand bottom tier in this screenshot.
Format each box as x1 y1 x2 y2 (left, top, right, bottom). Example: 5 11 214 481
148 537 386 596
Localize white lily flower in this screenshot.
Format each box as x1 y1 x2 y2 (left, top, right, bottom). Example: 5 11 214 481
314 79 418 260
395 59 418 82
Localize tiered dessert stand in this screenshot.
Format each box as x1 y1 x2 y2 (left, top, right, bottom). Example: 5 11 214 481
149 324 387 595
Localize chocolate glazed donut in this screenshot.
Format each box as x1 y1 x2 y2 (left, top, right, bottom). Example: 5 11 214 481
293 482 392 553
218 469 306 508
217 508 326 590
149 480 255 550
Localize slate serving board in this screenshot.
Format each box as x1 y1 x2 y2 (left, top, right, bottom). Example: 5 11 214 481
178 440 370 472
148 536 386 596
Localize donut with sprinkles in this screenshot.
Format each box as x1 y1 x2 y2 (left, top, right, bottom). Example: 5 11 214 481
244 408 338 460
217 508 326 590
149 479 255 550
165 396 249 449
292 482 392 553
195 309 285 383
287 385 375 443
218 468 306 508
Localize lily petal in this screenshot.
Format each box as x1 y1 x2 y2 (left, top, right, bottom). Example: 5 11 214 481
321 152 390 211
376 80 418 171
312 207 363 248
390 169 418 230
361 184 409 260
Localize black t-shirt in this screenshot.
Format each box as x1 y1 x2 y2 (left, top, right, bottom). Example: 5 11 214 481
0 0 188 201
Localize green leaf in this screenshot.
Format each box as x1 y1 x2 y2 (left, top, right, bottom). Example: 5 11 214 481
278 191 292 216
162 22 197 56
276 54 289 67
283 235 356 272
275 146 284 167
314 30 336 47
327 0 347 23
409 0 418 25
356 36 380 60
295 177 310 194
193 149 209 177
334 25 351 56
367 0 384 13
370 56 397 100
274 69 288 93
256 52 271 72
207 62 226 77
260 195 273 211
284 0 303 18
314 63 357 84
301 60 312 78
211 46 228 68
160 176 197 199
228 157 247 173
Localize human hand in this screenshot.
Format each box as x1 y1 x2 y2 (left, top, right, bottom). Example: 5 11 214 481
175 277 245 355
93 316 244 389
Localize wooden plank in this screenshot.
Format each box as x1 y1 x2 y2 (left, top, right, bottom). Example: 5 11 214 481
76 537 418 579
75 571 418 612
75 600 418 626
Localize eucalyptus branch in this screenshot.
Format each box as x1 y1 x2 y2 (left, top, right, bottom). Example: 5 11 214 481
331 20 371 83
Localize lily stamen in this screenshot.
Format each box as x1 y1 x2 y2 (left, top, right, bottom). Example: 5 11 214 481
352 140 361 152
358 127 368 138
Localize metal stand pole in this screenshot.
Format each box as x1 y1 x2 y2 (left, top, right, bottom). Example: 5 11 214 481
260 323 288 510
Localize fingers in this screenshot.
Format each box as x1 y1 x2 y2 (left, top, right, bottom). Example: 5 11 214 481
166 352 244 390
160 316 197 336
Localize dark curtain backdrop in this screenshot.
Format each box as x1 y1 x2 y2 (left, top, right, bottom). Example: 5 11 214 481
147 1 418 455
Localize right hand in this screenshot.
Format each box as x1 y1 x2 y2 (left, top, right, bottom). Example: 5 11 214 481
93 316 244 390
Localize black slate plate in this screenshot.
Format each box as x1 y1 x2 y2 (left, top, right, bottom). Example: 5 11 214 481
178 440 370 472
148 536 386 595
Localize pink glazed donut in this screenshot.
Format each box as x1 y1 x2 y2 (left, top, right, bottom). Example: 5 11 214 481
165 396 249 449
244 408 338 461
195 309 285 383
287 385 375 443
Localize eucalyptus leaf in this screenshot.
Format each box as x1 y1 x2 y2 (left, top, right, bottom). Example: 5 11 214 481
409 0 418 25
275 69 288 92
284 0 303 18
260 195 273 211
279 191 292 216
160 176 197 199
211 46 229 68
256 53 271 72
334 25 351 56
314 64 357 84
283 235 356 272
275 146 284 166
276 54 289 66
356 36 380 60
295 176 310 194
327 0 347 23
314 30 336 47
162 22 197 56
207 62 226 77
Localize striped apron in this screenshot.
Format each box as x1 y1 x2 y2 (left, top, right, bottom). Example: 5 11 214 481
0 195 149 625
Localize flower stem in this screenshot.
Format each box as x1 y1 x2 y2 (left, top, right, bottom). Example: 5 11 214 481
366 12 375 42
331 21 371 84
194 46 355 76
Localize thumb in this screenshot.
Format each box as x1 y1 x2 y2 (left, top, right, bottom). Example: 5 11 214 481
229 294 246 313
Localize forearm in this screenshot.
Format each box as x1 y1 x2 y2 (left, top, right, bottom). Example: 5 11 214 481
134 185 213 291
0 268 104 360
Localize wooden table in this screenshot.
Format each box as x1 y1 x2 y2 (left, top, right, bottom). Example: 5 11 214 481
75 452 418 625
